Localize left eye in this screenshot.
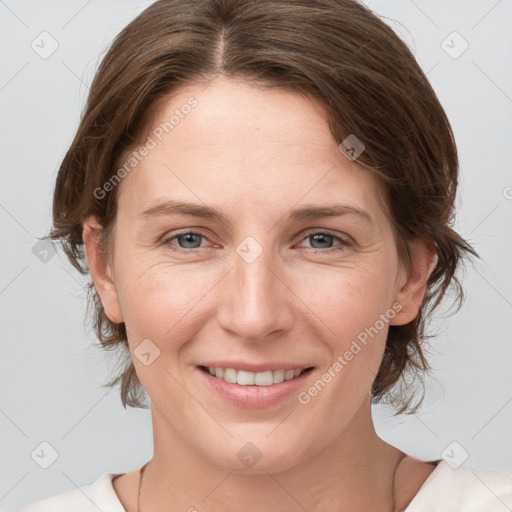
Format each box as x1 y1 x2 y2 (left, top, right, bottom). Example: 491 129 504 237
298 231 349 250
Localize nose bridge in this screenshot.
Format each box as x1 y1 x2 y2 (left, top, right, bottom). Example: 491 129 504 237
218 236 292 341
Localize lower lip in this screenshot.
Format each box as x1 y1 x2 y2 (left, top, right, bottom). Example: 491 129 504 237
196 367 314 408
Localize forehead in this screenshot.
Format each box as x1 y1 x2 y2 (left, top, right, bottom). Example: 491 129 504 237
116 77 385 221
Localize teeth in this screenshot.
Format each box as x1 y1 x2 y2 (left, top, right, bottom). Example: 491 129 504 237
284 369 295 380
224 368 237 384
255 370 273 386
273 369 285 384
206 367 307 386
237 370 255 385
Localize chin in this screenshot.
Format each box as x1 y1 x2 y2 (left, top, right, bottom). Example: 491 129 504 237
199 429 315 475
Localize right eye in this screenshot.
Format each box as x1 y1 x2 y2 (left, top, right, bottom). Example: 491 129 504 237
162 231 210 252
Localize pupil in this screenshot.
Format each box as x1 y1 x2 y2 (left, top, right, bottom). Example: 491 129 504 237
179 233 201 248
310 233 333 249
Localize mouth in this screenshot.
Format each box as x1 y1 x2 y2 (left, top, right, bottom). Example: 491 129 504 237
198 365 315 386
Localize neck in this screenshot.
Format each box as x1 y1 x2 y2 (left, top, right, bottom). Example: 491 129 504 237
141 401 403 512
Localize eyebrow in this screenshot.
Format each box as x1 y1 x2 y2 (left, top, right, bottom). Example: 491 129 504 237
139 199 372 225
139 200 230 225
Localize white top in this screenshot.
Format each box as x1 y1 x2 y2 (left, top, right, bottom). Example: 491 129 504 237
17 460 512 511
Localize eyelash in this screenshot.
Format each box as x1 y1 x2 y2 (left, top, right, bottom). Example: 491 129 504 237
161 229 352 254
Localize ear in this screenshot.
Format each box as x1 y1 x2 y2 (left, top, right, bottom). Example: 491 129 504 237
389 239 437 326
83 216 124 324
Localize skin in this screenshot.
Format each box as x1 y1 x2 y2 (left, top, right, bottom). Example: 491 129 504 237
84 77 437 511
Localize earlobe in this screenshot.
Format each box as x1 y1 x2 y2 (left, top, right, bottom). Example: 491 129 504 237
390 239 437 326
83 217 124 324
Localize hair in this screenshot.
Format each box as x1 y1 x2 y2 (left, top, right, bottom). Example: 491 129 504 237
49 0 476 413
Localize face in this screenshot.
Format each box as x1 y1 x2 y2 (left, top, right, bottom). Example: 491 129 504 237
87 77 427 473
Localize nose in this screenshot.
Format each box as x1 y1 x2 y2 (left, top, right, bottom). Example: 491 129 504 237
216 241 294 343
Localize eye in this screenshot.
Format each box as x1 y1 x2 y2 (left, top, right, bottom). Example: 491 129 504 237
298 230 351 251
163 231 209 251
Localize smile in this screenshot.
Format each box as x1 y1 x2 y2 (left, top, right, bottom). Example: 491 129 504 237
199 365 314 386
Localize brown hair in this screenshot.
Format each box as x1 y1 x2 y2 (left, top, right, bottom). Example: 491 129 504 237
49 0 476 412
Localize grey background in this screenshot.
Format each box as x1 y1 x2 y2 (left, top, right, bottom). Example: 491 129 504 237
1 0 511 509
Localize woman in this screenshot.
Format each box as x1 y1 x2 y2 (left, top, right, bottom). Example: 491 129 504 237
19 0 512 510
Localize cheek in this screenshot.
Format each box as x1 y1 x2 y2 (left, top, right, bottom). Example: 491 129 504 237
117 261 212 340
298 264 397 343
295 267 397 402
114 260 214 401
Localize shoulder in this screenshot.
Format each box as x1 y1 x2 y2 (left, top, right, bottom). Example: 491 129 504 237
17 473 125 512
405 460 512 512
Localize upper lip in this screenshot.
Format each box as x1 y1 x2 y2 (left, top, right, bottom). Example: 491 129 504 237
197 361 315 372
